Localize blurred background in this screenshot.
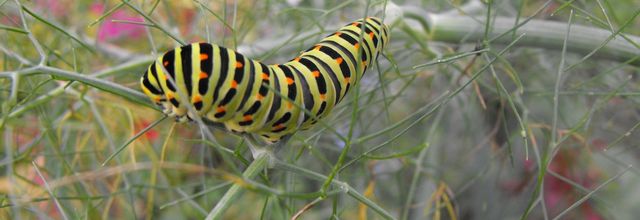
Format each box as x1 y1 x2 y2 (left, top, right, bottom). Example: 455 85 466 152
1 0 639 219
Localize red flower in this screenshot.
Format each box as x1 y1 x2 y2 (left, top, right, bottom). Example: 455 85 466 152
136 119 159 141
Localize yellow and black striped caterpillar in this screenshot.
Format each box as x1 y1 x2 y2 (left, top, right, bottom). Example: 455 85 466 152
140 17 389 143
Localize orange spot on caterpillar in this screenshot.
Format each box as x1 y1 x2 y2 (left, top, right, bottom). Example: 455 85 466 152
369 32 374 39
163 61 169 66
231 80 238 88
294 57 301 62
256 94 264 100
344 77 351 83
235 61 243 68
261 73 269 80
312 71 320 77
216 106 225 113
287 102 293 109
243 115 252 121
273 124 285 129
354 43 359 50
313 45 322 51
153 97 161 102
192 95 202 103
335 57 343 64
334 32 342 37
362 61 367 67
165 92 174 99
351 22 358 26
286 77 294 85
319 94 326 100
199 72 208 79
199 53 209 60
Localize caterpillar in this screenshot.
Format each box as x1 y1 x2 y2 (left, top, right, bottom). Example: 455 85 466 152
140 17 389 143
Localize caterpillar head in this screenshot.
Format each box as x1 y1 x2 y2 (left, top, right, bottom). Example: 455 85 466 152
140 54 193 122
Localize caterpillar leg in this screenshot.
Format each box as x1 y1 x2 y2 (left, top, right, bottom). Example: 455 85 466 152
243 133 290 166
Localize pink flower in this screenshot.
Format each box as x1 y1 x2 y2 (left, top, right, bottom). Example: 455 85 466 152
35 0 67 17
91 3 145 42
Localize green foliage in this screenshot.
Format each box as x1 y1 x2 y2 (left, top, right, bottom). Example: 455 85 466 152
1 0 638 219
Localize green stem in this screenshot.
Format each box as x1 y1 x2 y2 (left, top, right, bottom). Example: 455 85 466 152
417 13 640 66
274 160 395 220
37 65 154 109
205 151 271 220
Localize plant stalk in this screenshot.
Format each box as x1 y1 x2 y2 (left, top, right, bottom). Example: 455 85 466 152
422 13 640 66
205 151 271 220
